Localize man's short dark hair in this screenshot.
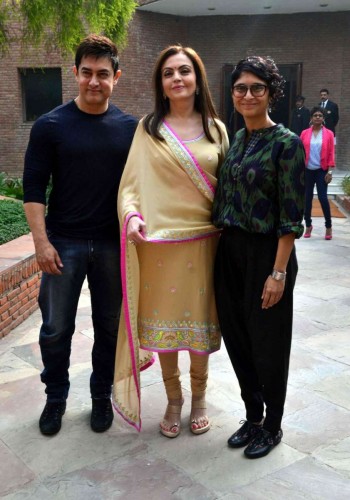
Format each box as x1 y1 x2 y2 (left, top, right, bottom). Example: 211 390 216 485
296 95 305 101
320 88 329 94
75 34 119 74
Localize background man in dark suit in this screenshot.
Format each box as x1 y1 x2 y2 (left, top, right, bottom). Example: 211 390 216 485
290 95 310 136
319 88 339 136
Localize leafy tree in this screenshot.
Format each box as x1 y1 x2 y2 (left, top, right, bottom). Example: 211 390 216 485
0 0 137 55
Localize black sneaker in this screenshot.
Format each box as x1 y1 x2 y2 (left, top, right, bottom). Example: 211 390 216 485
91 398 114 432
39 401 66 436
227 420 262 448
244 428 283 459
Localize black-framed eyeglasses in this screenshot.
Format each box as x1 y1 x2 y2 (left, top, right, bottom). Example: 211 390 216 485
232 84 268 97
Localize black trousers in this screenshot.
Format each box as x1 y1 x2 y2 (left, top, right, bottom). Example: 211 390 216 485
214 228 298 434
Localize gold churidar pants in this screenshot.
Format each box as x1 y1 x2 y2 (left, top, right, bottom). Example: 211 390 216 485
158 352 209 400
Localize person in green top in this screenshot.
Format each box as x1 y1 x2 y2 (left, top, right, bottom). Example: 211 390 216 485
213 56 305 459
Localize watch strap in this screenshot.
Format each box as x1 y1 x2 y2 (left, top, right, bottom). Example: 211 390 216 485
271 269 287 281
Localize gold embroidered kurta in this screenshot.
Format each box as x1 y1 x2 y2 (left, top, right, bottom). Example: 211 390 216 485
112 119 229 430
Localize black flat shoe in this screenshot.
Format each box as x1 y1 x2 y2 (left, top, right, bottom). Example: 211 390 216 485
227 420 263 448
91 398 114 432
244 428 283 459
39 401 66 436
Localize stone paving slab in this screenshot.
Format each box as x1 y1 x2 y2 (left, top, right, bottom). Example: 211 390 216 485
0 441 35 497
43 446 217 500
283 397 350 453
313 436 350 479
297 326 350 363
229 456 350 499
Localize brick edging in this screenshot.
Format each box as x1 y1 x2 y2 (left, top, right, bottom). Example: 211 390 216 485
0 254 41 339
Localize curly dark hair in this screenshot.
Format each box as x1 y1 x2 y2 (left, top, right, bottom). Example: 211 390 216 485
231 56 285 108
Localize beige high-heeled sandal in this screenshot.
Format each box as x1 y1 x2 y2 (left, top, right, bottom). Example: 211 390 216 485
190 399 210 435
160 401 183 438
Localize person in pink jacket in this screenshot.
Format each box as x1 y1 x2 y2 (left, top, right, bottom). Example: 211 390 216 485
300 106 335 240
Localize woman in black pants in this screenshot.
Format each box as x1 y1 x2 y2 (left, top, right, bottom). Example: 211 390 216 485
213 56 305 459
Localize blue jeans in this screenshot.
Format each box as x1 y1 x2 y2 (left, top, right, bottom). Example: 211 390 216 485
304 168 332 228
38 235 121 402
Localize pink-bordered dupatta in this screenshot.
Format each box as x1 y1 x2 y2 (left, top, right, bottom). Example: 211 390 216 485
112 118 228 431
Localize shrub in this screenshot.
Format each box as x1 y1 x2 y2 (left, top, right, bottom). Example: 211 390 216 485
1 171 53 203
0 172 24 200
0 172 8 192
341 175 350 197
0 200 30 245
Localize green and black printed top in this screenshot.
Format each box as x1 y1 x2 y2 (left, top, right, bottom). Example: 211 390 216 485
212 124 305 238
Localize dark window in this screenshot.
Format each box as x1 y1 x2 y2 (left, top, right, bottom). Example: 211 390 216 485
20 68 62 122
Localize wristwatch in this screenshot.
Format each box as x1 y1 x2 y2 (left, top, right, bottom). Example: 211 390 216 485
328 170 333 175
271 269 287 281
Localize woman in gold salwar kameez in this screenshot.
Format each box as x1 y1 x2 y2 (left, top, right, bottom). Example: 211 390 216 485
113 45 229 437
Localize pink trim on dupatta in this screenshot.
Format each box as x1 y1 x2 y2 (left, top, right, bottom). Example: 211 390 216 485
118 211 155 432
113 402 139 429
162 120 215 196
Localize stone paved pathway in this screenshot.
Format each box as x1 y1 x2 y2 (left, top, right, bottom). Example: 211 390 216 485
1 211 350 499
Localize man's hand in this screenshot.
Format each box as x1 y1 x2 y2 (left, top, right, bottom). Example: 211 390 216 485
24 202 63 275
35 240 63 275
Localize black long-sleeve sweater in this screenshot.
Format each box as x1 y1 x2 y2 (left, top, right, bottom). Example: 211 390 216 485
23 100 137 240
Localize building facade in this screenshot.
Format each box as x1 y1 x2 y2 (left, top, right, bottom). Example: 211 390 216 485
1 9 349 175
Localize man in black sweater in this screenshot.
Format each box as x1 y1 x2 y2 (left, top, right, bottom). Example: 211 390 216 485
23 34 137 436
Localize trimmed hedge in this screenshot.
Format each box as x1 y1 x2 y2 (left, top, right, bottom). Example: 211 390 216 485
0 199 30 245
